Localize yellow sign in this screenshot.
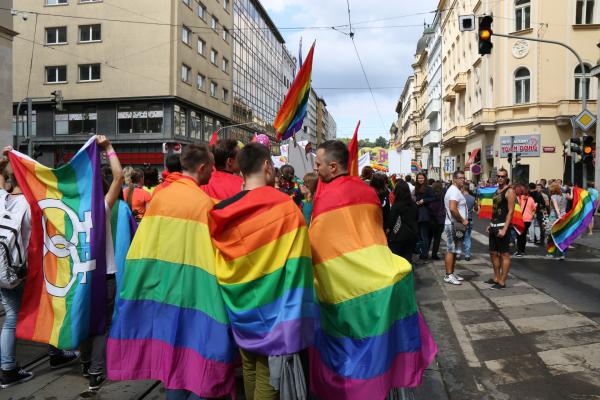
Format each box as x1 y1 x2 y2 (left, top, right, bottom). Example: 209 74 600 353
575 110 597 131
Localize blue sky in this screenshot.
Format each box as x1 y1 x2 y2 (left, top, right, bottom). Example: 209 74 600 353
262 0 439 140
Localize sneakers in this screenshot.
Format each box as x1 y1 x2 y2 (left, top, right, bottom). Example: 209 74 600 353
81 362 91 378
546 254 554 258
444 274 462 285
515 252 524 257
88 372 106 391
484 278 498 285
559 255 566 261
49 350 80 369
464 256 471 261
431 254 441 260
454 273 464 281
0 368 34 389
490 283 506 290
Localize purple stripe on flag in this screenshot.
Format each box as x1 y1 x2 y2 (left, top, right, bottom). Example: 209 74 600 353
233 317 315 356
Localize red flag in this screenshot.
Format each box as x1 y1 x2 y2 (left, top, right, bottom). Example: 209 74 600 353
209 131 219 146
347 121 361 176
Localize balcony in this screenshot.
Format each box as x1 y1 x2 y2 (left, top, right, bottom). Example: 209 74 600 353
443 85 455 102
422 130 441 147
443 125 469 145
452 72 467 93
426 99 441 119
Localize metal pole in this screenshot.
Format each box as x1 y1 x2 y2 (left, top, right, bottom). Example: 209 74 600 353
571 117 576 186
591 65 600 186
510 135 515 182
493 33 588 112
15 98 26 148
27 98 33 158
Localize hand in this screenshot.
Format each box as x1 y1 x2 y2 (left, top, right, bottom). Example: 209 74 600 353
3 146 13 156
497 228 507 238
462 220 469 227
486 226 491 233
96 135 111 150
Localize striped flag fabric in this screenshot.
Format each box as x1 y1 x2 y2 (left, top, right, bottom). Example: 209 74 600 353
348 121 360 176
308 175 437 400
9 137 106 349
477 185 525 234
209 187 316 355
107 177 237 398
274 42 315 141
549 186 599 252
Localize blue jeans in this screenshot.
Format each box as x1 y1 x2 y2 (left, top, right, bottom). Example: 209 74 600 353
418 222 431 258
0 285 23 371
463 221 473 258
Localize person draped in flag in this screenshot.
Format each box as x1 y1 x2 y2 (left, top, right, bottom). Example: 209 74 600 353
201 139 243 202
310 140 436 400
486 168 516 289
209 143 316 400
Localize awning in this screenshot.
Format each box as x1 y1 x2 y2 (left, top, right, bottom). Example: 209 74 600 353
465 148 481 169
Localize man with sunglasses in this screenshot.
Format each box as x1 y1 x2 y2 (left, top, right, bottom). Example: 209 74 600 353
487 168 516 290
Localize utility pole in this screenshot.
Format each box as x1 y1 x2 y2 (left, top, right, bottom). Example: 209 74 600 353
591 64 600 187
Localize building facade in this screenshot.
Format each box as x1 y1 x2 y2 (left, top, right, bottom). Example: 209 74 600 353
12 0 234 166
424 15 443 179
439 0 598 184
1 0 16 146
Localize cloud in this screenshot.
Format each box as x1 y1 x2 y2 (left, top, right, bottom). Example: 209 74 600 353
263 0 439 140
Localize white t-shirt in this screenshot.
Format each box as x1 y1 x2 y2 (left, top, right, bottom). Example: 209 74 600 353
444 185 468 225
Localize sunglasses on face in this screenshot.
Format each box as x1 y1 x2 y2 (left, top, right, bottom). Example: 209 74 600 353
497 175 507 179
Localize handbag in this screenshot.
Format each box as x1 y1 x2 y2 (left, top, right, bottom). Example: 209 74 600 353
452 221 467 241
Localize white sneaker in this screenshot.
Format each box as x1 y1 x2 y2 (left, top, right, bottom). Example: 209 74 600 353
444 274 462 285
454 273 464 281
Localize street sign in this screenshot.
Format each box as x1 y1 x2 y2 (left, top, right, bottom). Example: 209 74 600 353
574 110 597 132
471 164 482 175
162 143 182 154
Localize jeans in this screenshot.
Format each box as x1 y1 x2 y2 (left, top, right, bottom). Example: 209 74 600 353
517 222 532 253
463 221 473 258
429 222 444 257
418 221 431 258
0 285 23 371
241 349 278 400
80 276 116 374
165 390 210 400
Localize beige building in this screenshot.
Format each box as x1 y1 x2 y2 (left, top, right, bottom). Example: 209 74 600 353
1 0 17 146
439 0 598 184
12 0 233 165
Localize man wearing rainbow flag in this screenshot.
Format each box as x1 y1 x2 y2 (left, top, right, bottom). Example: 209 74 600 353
309 140 437 400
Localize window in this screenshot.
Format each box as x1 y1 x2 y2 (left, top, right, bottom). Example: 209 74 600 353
45 27 67 45
78 64 101 81
211 16 218 31
576 0 595 24
222 88 229 103
222 57 229 72
514 67 531 104
197 38 205 55
79 0 101 3
198 2 206 20
203 115 214 138
46 0 67 5
197 73 205 90
181 64 191 83
222 27 229 42
575 64 592 100
223 0 229 11
174 105 187 136
118 104 163 134
210 81 217 97
515 0 531 31
46 66 67 83
191 111 202 139
182 0 191 7
55 106 97 135
12 111 36 137
210 49 218 64
79 24 101 42
182 25 191 45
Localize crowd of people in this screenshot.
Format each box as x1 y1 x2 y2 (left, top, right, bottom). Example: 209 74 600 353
0 134 597 399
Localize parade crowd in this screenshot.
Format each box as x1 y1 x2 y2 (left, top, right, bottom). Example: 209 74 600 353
0 135 597 400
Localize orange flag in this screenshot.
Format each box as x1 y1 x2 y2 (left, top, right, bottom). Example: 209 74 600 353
347 121 361 176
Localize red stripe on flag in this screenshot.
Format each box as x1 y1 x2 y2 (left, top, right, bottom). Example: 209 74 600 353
348 121 361 177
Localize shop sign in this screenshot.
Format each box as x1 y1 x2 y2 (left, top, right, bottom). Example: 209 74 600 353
543 146 556 153
500 135 541 158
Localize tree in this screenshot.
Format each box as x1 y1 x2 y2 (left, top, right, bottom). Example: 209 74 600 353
374 136 388 148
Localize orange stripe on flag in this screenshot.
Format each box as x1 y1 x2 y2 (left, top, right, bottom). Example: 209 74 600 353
348 121 360 176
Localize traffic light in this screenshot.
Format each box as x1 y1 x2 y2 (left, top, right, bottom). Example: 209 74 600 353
570 137 583 163
51 90 63 112
507 152 513 164
515 153 522 164
478 16 493 55
583 135 594 163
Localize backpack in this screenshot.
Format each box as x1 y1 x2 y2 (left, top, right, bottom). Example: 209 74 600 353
0 194 28 289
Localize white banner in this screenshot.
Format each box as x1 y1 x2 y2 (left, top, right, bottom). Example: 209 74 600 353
358 152 371 175
389 149 412 175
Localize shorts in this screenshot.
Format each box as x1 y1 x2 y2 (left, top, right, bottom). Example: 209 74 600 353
489 228 511 254
444 224 463 255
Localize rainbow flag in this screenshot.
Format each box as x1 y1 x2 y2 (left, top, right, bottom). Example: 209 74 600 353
549 187 599 253
308 176 437 400
209 187 316 355
9 137 106 349
274 42 315 141
411 161 422 173
107 177 237 398
478 186 525 234
348 121 360 176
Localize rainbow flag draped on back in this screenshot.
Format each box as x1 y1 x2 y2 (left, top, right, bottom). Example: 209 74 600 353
209 187 316 355
477 186 525 234
548 187 599 253
274 42 315 141
308 176 437 400
348 121 360 176
107 177 237 398
10 137 106 349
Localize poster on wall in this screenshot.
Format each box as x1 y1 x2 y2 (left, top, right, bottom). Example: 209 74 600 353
433 146 441 168
443 156 457 173
500 135 541 158
389 149 412 175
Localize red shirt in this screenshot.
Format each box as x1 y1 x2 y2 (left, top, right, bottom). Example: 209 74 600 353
201 170 244 202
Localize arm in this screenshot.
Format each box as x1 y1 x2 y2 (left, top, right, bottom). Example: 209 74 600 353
97 135 124 210
449 200 468 226
498 188 516 238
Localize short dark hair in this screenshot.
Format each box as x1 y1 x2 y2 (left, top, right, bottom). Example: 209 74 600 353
181 144 211 172
211 139 239 169
302 172 318 194
452 170 465 179
237 142 271 176
318 140 349 170
143 166 159 188
280 164 294 175
165 153 182 173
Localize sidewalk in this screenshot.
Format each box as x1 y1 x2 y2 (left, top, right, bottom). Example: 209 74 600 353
414 254 600 400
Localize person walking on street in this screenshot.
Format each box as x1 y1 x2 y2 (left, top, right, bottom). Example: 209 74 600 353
443 171 469 285
386 180 418 263
428 182 446 261
547 182 569 260
462 187 478 261
415 173 435 260
516 185 537 257
487 168 516 289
